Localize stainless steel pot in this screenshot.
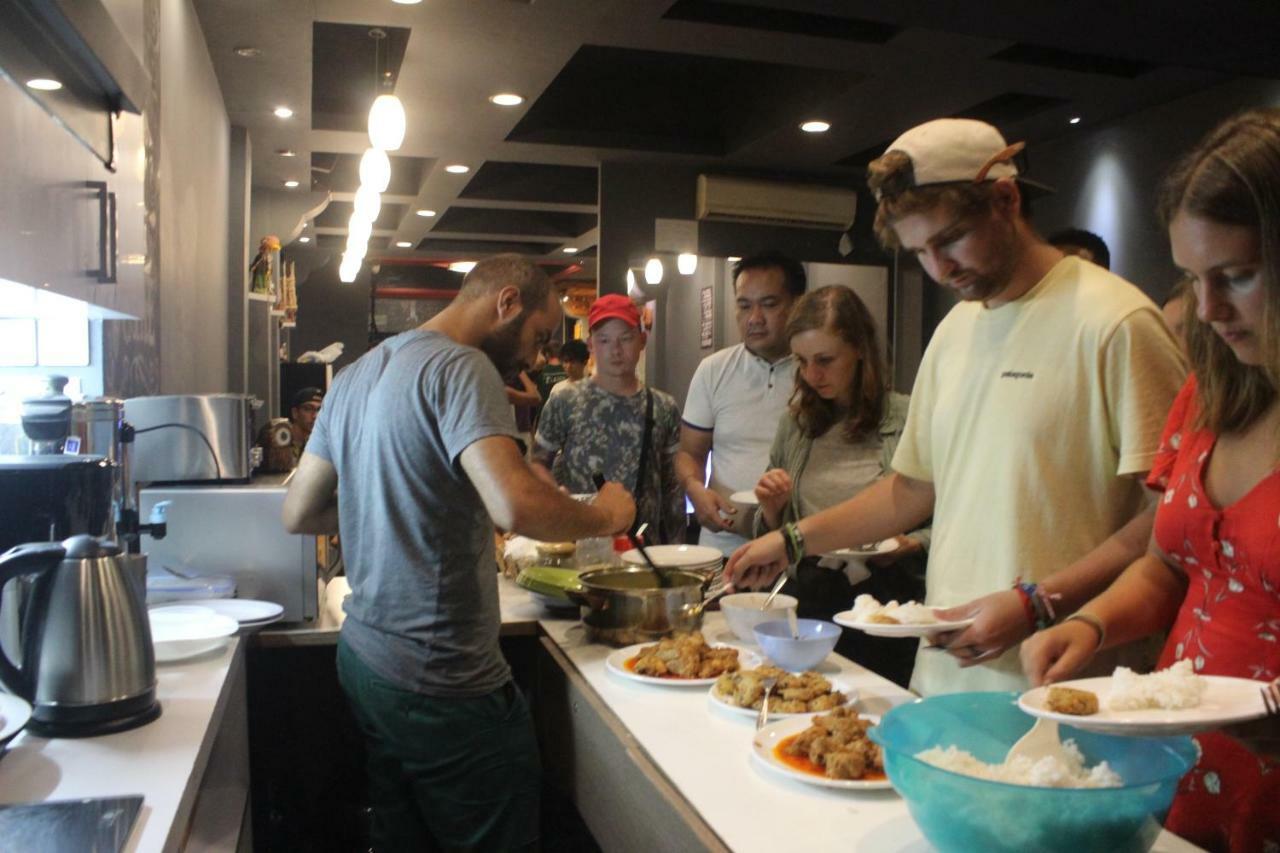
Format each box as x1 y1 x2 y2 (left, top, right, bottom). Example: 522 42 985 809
568 565 709 647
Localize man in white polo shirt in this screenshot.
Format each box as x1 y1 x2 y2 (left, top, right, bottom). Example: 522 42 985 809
675 252 806 555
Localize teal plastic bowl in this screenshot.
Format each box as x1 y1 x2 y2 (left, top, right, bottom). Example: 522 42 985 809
869 692 1197 853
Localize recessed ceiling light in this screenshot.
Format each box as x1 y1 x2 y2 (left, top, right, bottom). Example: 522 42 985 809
444 164 470 174
233 46 261 58
26 78 62 91
562 247 579 254
276 148 297 157
1069 116 1082 125
727 256 741 263
284 180 299 188
396 241 412 248
415 209 436 217
449 261 476 273
274 106 294 119
800 120 830 133
391 0 422 4
489 93 524 107
298 236 311 243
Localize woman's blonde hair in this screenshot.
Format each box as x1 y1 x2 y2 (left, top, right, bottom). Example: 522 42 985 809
1157 108 1280 433
785 285 887 441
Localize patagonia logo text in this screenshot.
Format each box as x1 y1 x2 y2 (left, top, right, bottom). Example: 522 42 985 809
1000 370 1034 380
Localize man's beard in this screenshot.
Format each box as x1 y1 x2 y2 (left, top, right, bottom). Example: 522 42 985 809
479 309 530 376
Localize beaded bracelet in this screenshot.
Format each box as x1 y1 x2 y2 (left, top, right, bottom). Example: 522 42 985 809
1012 584 1038 632
781 522 806 563
1014 579 1062 632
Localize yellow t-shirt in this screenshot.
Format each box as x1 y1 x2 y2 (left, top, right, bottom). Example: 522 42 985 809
895 257 1187 695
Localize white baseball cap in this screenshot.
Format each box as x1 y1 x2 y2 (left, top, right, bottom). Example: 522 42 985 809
875 118 1050 200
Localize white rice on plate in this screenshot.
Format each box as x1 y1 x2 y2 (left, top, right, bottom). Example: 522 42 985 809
848 594 938 625
915 741 1122 788
1106 659 1206 711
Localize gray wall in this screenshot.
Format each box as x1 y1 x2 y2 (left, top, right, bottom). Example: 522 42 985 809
289 253 372 372
1032 77 1280 302
156 0 231 394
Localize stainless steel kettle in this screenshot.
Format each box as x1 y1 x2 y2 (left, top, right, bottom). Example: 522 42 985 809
0 535 160 737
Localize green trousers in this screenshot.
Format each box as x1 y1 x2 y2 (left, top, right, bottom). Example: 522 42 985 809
336 639 541 852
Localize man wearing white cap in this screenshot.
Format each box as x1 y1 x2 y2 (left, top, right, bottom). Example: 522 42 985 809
725 118 1186 695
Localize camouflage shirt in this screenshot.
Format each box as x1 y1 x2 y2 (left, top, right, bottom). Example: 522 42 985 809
534 380 685 543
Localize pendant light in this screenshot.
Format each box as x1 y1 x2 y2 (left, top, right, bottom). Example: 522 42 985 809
366 29 405 151
348 212 373 246
644 257 664 285
359 148 391 193
354 184 382 223
677 253 698 275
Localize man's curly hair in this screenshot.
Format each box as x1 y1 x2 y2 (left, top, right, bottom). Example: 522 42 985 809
866 151 1009 250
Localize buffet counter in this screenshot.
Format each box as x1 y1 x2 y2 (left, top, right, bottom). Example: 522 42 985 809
0 639 248 852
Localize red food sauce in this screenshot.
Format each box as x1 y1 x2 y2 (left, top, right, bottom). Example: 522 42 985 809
773 733 887 782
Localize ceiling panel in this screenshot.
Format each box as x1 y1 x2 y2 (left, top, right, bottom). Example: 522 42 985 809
310 151 433 196
311 22 411 133
459 161 598 205
506 44 862 155
316 200 407 231
413 238 565 255
432 207 596 239
662 0 901 44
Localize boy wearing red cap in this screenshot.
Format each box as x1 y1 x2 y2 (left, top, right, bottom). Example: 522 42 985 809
533 294 685 542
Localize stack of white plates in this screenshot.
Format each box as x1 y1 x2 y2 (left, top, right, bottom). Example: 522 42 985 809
176 598 285 629
619 544 725 588
149 599 284 664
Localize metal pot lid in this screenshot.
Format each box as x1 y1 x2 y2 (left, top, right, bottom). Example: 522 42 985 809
578 566 703 590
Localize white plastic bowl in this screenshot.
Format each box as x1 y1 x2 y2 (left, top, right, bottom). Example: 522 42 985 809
720 592 799 645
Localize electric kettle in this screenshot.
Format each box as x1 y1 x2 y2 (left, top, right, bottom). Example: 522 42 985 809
0 535 160 737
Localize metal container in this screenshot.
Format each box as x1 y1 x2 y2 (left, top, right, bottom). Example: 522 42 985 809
70 398 125 462
569 565 708 647
124 394 256 483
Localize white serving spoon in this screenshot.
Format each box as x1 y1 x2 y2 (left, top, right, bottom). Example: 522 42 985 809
1004 718 1070 766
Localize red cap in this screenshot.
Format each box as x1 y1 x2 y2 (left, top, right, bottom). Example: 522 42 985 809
588 294 641 331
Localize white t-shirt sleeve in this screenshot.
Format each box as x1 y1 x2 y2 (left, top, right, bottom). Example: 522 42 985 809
890 345 937 483
681 357 715 431
1102 308 1188 477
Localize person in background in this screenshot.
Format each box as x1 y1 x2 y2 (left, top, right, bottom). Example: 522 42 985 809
1048 227 1112 269
282 254 635 852
534 341 568 403
288 387 324 457
725 117 1186 696
1022 108 1280 853
505 369 541 455
674 251 804 556
1162 275 1192 351
752 285 928 687
548 339 589 398
534 294 684 542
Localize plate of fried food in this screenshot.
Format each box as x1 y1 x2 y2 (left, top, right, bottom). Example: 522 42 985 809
709 666 857 719
833 593 973 638
605 632 761 686
751 706 890 791
1019 659 1271 736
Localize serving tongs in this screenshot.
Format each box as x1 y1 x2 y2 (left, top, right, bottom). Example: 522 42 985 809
629 523 677 588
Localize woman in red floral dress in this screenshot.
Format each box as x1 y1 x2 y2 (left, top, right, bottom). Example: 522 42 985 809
1022 108 1280 853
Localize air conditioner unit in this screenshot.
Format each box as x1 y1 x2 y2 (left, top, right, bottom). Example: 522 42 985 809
696 175 856 231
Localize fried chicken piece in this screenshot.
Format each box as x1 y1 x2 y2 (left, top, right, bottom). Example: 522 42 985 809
772 698 808 714
632 655 668 677
824 750 868 780
784 726 823 758
778 672 831 702
1047 685 1099 716
806 691 846 711
665 651 703 678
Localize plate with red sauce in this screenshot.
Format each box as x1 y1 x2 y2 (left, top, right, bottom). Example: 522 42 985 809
750 713 892 791
605 643 761 687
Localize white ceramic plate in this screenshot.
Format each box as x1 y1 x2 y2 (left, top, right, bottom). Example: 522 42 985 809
605 643 761 687
833 609 973 638
619 544 724 570
1019 674 1272 736
751 714 891 791
0 693 33 744
150 607 239 641
168 598 284 625
708 678 858 719
729 491 760 506
154 637 231 663
825 538 900 560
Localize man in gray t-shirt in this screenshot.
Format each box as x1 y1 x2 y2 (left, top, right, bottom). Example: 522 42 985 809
284 255 633 852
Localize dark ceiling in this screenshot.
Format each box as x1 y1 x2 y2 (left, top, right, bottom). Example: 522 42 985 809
194 0 1278 284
